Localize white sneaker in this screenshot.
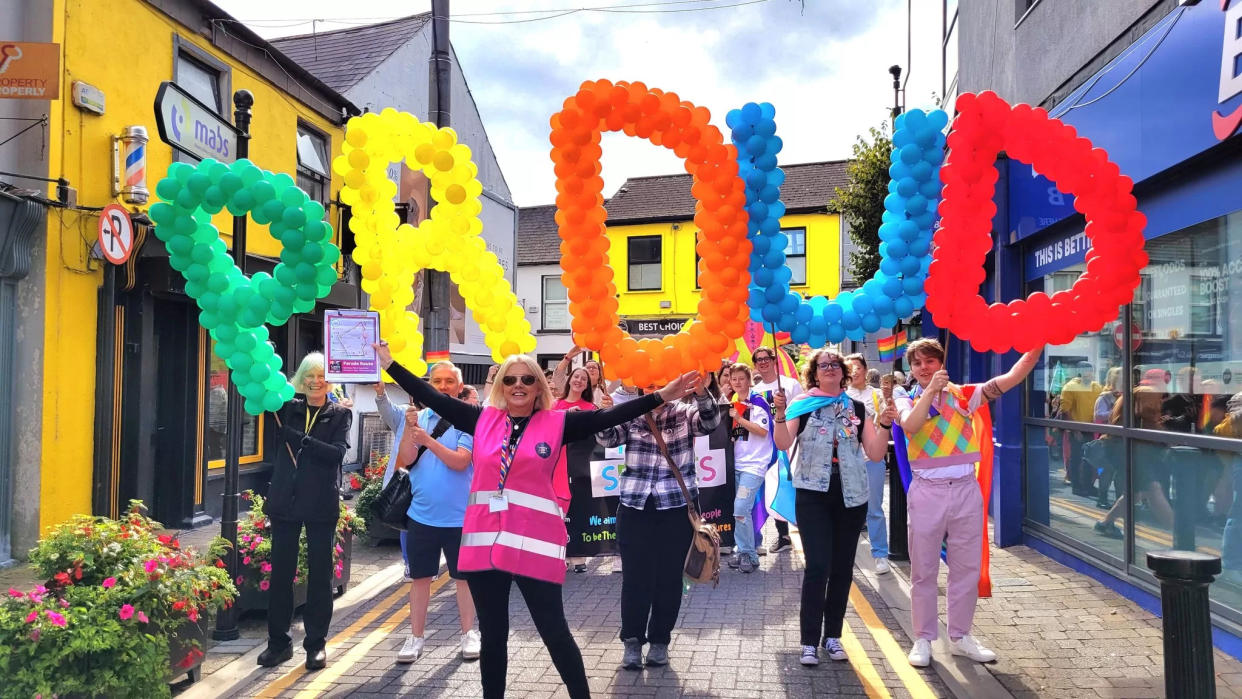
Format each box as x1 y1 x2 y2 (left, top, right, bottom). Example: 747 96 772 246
874 557 891 575
461 629 481 660
908 638 932 667
396 635 424 664
950 634 997 663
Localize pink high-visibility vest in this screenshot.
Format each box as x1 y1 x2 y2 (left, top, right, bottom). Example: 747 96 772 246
458 407 570 584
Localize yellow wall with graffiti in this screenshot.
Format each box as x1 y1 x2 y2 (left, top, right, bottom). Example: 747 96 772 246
40 0 346 530
606 212 842 318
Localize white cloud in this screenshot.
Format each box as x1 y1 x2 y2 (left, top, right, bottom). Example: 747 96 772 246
215 0 946 206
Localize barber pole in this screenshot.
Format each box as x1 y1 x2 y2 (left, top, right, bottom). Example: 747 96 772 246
117 125 149 204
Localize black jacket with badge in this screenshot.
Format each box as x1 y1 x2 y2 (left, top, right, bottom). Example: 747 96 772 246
263 397 352 523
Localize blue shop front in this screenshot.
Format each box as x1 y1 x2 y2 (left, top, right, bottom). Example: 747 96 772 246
939 1 1242 652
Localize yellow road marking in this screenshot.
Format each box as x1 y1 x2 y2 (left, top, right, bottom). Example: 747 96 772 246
848 585 940 699
291 573 455 698
253 582 412 698
790 530 936 698
840 621 892 699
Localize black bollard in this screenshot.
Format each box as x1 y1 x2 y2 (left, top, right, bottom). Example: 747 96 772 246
1147 550 1221 699
887 444 908 561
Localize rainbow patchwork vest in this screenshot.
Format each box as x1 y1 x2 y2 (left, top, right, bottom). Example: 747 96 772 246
904 386 985 470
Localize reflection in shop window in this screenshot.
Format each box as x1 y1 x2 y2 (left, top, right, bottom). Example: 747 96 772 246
206 340 261 467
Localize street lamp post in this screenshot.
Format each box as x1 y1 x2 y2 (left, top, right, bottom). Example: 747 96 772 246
886 64 910 562
212 89 253 642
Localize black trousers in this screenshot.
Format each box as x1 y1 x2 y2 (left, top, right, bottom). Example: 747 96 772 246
616 501 693 645
795 476 867 646
268 517 337 652
464 570 589 699
775 518 790 539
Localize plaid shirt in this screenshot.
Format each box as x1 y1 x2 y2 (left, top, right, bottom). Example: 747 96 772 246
596 393 721 510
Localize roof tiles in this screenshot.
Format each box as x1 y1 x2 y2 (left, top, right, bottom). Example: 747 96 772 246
269 14 431 94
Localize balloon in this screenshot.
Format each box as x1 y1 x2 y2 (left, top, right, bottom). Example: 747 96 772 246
551 80 749 386
150 158 338 414
735 104 948 342
928 91 1147 352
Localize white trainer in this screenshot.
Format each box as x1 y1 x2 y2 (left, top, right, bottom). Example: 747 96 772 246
461 629 481 660
950 634 997 663
397 635 424 664
874 557 891 575
908 638 932 667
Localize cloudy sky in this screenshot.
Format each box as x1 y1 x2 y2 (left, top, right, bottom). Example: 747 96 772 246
214 0 946 206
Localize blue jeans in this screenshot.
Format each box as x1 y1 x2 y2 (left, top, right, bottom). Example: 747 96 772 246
734 471 766 564
865 460 889 559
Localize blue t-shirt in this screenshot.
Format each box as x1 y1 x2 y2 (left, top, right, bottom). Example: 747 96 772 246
407 408 474 527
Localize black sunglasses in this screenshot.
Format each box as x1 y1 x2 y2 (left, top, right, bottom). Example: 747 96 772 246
817 361 844 371
502 375 538 387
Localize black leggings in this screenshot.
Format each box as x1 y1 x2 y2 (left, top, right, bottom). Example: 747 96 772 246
795 476 867 646
267 517 337 651
464 570 590 699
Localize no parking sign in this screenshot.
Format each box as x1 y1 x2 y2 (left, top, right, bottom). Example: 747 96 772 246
97 204 133 265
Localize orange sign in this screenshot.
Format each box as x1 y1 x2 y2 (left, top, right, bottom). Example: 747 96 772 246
0 42 60 100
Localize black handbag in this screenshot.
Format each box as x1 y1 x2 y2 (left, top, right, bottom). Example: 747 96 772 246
376 416 453 527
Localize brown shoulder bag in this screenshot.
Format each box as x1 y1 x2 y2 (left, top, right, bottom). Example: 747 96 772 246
644 415 721 587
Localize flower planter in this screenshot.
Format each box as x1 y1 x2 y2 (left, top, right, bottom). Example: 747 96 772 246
235 530 354 613
167 615 210 684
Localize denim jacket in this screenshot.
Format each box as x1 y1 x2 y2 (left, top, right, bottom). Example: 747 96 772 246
792 401 869 508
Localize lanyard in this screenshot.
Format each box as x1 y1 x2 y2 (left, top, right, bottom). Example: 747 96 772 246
305 405 324 434
497 414 530 492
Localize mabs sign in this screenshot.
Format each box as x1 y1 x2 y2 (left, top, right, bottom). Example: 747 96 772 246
153 81 238 163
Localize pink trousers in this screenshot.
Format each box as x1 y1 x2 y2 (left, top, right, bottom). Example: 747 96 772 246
907 474 983 641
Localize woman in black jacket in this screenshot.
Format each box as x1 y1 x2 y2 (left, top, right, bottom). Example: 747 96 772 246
258 352 352 671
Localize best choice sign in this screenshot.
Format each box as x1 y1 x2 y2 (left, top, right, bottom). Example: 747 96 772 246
0 42 60 100
153 81 238 163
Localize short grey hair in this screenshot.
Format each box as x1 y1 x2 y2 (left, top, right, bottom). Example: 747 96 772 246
291 352 328 393
428 360 463 383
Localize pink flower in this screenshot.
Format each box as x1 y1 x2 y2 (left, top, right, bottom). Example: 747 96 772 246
33 585 46 595
44 611 66 628
242 556 251 565
335 570 342 579
101 577 116 589
24 610 36 623
144 560 158 573
118 604 134 620
259 580 269 591
8 587 23 598
235 575 245 585
29 628 40 642
260 562 271 573
137 611 148 623
58 599 69 609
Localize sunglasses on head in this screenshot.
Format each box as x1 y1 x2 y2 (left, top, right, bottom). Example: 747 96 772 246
502 374 538 387
817 361 844 371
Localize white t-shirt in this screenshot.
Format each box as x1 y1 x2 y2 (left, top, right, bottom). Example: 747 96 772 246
847 384 910 419
731 396 773 477
754 375 803 406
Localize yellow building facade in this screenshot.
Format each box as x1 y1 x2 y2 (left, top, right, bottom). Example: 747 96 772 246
10 0 358 551
598 162 849 334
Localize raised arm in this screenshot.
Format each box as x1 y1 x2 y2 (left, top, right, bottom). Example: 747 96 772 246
564 392 663 442
373 382 405 432
376 346 481 435
991 347 1044 395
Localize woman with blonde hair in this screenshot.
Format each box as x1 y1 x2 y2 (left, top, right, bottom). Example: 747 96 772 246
373 343 701 699
259 352 352 671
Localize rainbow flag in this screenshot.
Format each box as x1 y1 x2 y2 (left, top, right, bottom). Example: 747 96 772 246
425 349 451 363
877 331 907 362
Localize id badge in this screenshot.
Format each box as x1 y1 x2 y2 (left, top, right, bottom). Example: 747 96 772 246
488 494 509 513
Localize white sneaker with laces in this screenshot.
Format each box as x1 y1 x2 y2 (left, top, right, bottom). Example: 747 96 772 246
397 635 424 664
461 629 481 660
908 638 932 667
874 557 891 575
950 634 996 663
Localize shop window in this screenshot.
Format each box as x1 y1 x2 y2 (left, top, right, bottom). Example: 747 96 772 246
783 228 807 285
205 339 262 468
172 38 230 165
296 123 330 207
627 236 662 291
542 275 569 331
